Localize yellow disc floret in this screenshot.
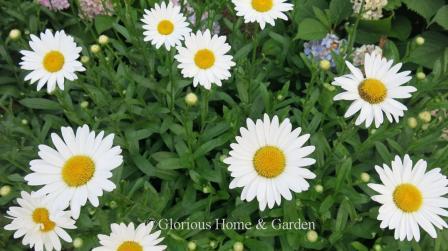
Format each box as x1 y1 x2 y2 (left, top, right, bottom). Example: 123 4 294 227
157 20 174 35
358 78 387 104
194 49 215 69
393 183 423 213
43 51 65 73
62 155 95 187
253 146 286 178
252 0 273 12
117 241 143 251
32 208 56 232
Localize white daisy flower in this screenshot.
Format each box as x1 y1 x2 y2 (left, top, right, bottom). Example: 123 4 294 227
4 191 76 251
24 125 123 219
332 52 416 128
20 29 85 93
368 155 448 241
141 1 191 50
175 29 235 89
224 114 316 211
232 0 293 29
92 222 166 251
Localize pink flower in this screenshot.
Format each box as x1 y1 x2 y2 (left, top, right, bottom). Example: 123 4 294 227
38 0 70 11
79 0 113 20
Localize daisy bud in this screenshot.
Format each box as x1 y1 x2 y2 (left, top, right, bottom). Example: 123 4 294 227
422 124 429 131
88 208 96 215
219 154 227 162
277 94 284 100
73 237 83 248
314 184 323 193
185 92 198 106
90 44 101 54
233 241 244 251
9 29 21 40
374 244 382 251
370 129 377 134
416 72 426 80
98 35 109 45
187 241 197 250
418 111 431 123
109 200 118 209
306 230 318 242
81 55 90 64
80 101 89 108
21 119 28 125
319 60 331 71
323 83 335 91
415 36 425 46
360 172 370 183
202 186 211 194
0 185 11 196
407 117 418 128
209 240 217 249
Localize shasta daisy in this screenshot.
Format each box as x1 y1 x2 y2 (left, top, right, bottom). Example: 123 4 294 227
20 29 85 93
175 29 235 89
24 125 123 219
332 52 416 128
224 114 316 211
4 191 76 251
141 1 191 50
92 222 166 251
232 0 293 29
368 155 448 241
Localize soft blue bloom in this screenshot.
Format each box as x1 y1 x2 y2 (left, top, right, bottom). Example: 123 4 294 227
303 34 345 67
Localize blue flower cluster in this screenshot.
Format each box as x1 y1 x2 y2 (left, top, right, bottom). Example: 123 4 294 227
303 34 345 67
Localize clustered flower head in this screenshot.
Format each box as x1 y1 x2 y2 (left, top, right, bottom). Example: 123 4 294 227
304 33 345 67
352 44 383 66
351 0 388 20
38 0 70 11
79 0 113 20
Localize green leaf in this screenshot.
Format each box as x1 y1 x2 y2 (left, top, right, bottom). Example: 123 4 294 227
329 0 352 26
431 5 448 30
234 43 253 61
385 0 402 10
335 158 352 192
19 98 61 110
402 0 444 22
389 16 412 41
383 40 400 62
409 31 448 68
95 15 115 34
130 154 155 176
358 15 393 34
295 18 328 40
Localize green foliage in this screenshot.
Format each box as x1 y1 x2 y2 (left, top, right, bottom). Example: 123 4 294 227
0 0 447 250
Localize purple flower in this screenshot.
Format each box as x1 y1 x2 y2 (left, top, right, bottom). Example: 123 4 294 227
38 0 70 11
79 0 113 20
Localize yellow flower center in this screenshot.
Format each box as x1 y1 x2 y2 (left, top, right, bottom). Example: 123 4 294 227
358 78 387 104
252 0 273 12
117 241 143 251
32 208 55 232
43 51 65 73
194 49 215 69
157 20 174 35
253 146 286 178
393 183 423 213
62 155 95 187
